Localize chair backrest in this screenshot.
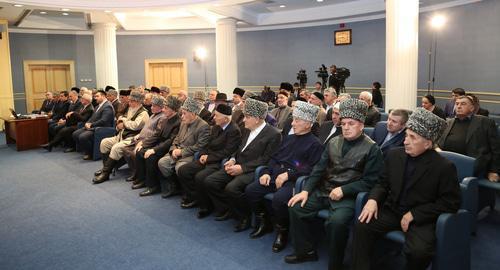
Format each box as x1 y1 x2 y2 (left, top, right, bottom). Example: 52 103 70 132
439 151 475 181
363 127 374 138
380 112 388 121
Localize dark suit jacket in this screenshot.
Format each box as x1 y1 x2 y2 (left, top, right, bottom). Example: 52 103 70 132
444 100 455 118
200 122 242 164
432 106 446 120
40 99 55 113
318 121 341 145
151 114 181 156
281 115 320 138
51 100 70 121
199 108 214 125
437 115 500 175
66 103 94 126
111 99 121 115
233 124 282 173
372 122 406 156
87 101 115 128
66 100 82 118
369 148 461 225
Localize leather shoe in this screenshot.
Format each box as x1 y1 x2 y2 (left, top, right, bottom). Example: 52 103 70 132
284 251 318 264
214 210 231 221
197 209 212 219
40 143 52 152
126 175 135 182
139 187 160 197
181 200 198 209
83 154 92 160
64 148 75 153
131 181 145 190
94 169 103 176
234 217 251 232
161 189 181 199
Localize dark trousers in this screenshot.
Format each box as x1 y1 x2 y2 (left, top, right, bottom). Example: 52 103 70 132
49 123 64 140
177 161 220 203
352 206 435 270
135 150 162 188
50 125 77 147
72 128 95 155
289 189 354 270
202 169 254 217
122 145 137 178
245 180 294 223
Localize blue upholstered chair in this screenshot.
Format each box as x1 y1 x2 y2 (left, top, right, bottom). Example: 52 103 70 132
92 127 116 160
380 112 388 121
476 125 500 211
363 127 374 138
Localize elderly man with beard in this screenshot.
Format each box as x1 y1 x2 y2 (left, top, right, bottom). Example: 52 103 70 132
352 108 461 270
285 99 384 270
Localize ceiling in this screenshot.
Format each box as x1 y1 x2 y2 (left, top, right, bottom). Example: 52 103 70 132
0 0 482 33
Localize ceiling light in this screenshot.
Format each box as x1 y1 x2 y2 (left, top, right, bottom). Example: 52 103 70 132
61 8 70 11
62 12 69 16
194 47 207 60
279 5 286 8
14 4 23 7
40 11 47 14
317 0 324 2
104 10 112 13
430 14 446 29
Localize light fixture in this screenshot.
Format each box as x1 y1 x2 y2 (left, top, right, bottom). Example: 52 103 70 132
194 47 207 61
40 11 47 14
14 4 23 7
104 10 112 13
430 14 446 29
62 12 69 16
279 5 286 8
317 0 324 2
61 8 70 11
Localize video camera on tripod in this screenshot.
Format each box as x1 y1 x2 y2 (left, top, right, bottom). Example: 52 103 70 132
315 64 329 90
296 69 307 89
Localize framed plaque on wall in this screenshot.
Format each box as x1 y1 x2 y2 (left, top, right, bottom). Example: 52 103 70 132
334 29 352 46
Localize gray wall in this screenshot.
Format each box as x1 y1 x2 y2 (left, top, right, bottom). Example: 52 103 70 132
9 0 500 113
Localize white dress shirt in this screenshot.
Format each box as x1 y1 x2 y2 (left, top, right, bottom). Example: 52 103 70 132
241 121 266 152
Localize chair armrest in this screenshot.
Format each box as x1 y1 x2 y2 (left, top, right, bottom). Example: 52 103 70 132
460 177 478 215
295 176 308 193
255 166 269 181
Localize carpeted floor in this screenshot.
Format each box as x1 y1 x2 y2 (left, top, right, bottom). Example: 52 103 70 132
0 132 499 270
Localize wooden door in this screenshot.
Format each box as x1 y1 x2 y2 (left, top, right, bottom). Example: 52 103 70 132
24 60 75 113
145 59 188 96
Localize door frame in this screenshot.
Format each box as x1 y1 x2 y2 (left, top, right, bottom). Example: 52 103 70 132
144 58 188 90
23 60 76 112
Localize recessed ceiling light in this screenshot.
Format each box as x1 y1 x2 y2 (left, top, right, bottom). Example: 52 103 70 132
317 0 324 2
61 8 70 11
279 5 286 8
14 4 23 7
62 12 69 16
40 11 47 14
104 10 112 13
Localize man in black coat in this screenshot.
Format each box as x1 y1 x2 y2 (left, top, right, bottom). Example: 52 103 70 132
72 90 115 160
176 104 242 212
200 98 282 231
352 108 461 270
371 109 408 156
318 102 341 145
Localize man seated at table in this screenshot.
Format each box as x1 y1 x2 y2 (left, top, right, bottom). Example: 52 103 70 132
245 101 324 252
372 109 409 156
176 104 242 211
93 91 149 184
352 108 461 270
72 90 115 160
200 98 281 231
285 98 384 270
33 91 55 114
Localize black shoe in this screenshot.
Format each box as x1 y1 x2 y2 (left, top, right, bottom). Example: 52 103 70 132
41 143 52 152
64 148 75 153
272 225 289 253
93 172 110 184
234 217 251 232
131 181 145 190
161 188 181 199
249 213 273 239
126 176 135 182
139 187 160 197
214 210 231 221
92 158 116 184
94 169 103 176
284 250 318 264
197 209 212 219
181 200 198 209
83 154 92 160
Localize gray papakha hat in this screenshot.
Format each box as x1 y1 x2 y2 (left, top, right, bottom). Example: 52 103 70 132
151 95 166 108
243 98 268 119
129 90 144 103
293 101 319 123
181 97 201 114
193 90 206 102
165 96 182 112
406 108 447 142
339 98 368 122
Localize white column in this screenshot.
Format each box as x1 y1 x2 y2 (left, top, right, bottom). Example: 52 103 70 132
93 23 118 90
216 18 238 97
385 0 419 111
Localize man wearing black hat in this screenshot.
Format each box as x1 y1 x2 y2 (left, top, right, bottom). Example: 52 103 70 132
116 89 131 118
279 82 295 106
352 108 461 270
285 99 384 270
176 104 242 212
72 90 115 160
232 88 245 112
308 91 327 126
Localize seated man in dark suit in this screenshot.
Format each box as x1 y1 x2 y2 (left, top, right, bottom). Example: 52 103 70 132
245 101 324 252
372 109 408 156
106 88 121 116
359 91 381 127
48 90 82 140
48 91 70 124
133 97 182 196
157 97 211 197
42 93 93 152
200 98 282 231
176 104 242 211
72 90 115 160
34 91 55 114
318 102 341 145
353 108 461 270
285 99 384 270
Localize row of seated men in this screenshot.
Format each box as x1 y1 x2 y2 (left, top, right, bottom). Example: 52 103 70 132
41 84 498 269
